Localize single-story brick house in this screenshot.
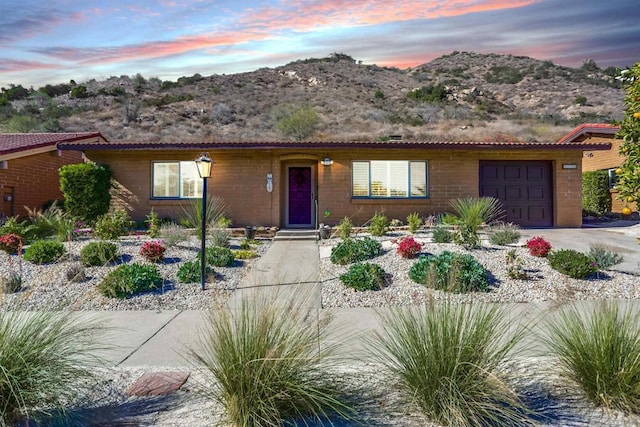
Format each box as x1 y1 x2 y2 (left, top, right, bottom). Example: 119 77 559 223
0 132 106 219
558 123 630 213
58 137 611 229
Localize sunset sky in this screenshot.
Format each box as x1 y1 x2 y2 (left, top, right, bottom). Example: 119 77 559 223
1 0 638 88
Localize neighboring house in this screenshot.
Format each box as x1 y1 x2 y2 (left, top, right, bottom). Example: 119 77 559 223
0 132 106 219
58 137 610 229
558 123 628 213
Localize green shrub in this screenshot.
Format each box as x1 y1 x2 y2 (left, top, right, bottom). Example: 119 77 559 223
370 302 529 426
23 240 65 264
233 249 257 259
588 243 624 270
93 209 134 240
582 170 611 216
98 263 162 298
59 162 112 222
484 65 523 84
548 249 598 279
337 216 353 239
431 225 453 243
340 262 386 291
0 312 104 425
145 209 160 238
409 251 490 293
368 212 389 236
209 228 230 248
488 223 521 246
407 212 422 234
80 241 118 266
205 246 235 267
330 237 383 265
0 217 30 239
543 301 640 414
188 293 357 426
177 260 214 283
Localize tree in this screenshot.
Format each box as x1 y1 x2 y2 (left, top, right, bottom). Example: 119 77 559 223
615 63 640 212
274 105 319 141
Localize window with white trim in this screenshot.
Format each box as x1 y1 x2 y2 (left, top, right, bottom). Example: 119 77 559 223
152 161 203 198
352 161 428 198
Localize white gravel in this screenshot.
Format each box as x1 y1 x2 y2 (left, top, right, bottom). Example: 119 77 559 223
0 235 270 311
320 231 640 308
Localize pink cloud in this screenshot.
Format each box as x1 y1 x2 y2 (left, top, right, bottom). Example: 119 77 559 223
0 59 61 73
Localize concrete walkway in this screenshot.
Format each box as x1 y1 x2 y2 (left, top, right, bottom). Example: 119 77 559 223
91 226 639 367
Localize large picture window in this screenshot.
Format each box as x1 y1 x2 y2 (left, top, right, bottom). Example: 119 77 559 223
352 160 428 198
152 161 202 198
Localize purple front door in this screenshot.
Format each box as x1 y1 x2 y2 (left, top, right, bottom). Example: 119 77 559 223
288 167 312 226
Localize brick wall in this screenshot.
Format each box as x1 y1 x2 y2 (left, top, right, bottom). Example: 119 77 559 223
0 149 83 218
85 147 583 228
581 137 631 213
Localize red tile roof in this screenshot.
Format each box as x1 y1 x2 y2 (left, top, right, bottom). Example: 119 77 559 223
0 132 105 156
57 138 611 151
557 123 620 144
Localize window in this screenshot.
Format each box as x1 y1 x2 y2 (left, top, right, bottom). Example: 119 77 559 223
352 161 428 198
607 168 620 189
152 161 203 198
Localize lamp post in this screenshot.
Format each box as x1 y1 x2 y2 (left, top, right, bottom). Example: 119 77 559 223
195 153 212 291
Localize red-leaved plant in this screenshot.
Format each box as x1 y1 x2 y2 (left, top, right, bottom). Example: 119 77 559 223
396 236 423 259
0 233 23 254
140 240 166 262
526 236 551 257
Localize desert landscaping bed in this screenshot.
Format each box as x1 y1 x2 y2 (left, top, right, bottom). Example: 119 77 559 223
319 231 640 308
0 235 271 311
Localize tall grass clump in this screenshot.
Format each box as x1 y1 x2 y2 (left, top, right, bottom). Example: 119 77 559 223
0 312 104 425
450 197 504 248
189 292 358 426
542 301 640 414
369 302 530 427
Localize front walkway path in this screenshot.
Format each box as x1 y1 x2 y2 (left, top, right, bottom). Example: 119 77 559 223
226 240 321 309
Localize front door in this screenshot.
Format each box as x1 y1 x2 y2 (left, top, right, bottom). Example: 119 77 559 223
287 167 313 227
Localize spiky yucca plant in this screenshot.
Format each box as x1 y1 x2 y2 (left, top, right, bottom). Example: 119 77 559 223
450 197 505 248
180 195 229 240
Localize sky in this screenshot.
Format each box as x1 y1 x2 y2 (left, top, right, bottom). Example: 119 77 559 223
1 0 639 89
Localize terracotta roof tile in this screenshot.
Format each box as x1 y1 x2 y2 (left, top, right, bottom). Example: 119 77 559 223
0 132 105 156
57 138 611 151
557 123 620 144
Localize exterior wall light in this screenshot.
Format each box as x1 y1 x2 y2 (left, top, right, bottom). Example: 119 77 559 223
321 157 333 166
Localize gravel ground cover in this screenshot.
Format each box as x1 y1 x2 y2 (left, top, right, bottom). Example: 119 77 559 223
320 231 640 308
0 235 270 311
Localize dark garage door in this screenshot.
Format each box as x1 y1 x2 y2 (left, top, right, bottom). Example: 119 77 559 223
479 161 553 227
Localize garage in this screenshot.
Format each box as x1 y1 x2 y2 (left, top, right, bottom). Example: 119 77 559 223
479 161 553 227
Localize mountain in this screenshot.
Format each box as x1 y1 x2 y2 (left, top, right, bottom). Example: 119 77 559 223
2 51 624 142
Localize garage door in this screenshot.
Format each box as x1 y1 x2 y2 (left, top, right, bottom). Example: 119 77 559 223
479 161 553 227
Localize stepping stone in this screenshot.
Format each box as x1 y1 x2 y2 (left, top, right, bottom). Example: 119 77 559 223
125 371 190 397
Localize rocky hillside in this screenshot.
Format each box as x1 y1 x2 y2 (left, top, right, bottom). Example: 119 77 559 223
1 51 625 142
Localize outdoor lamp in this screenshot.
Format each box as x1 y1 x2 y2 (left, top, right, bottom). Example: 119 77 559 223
194 153 213 290
321 157 333 166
